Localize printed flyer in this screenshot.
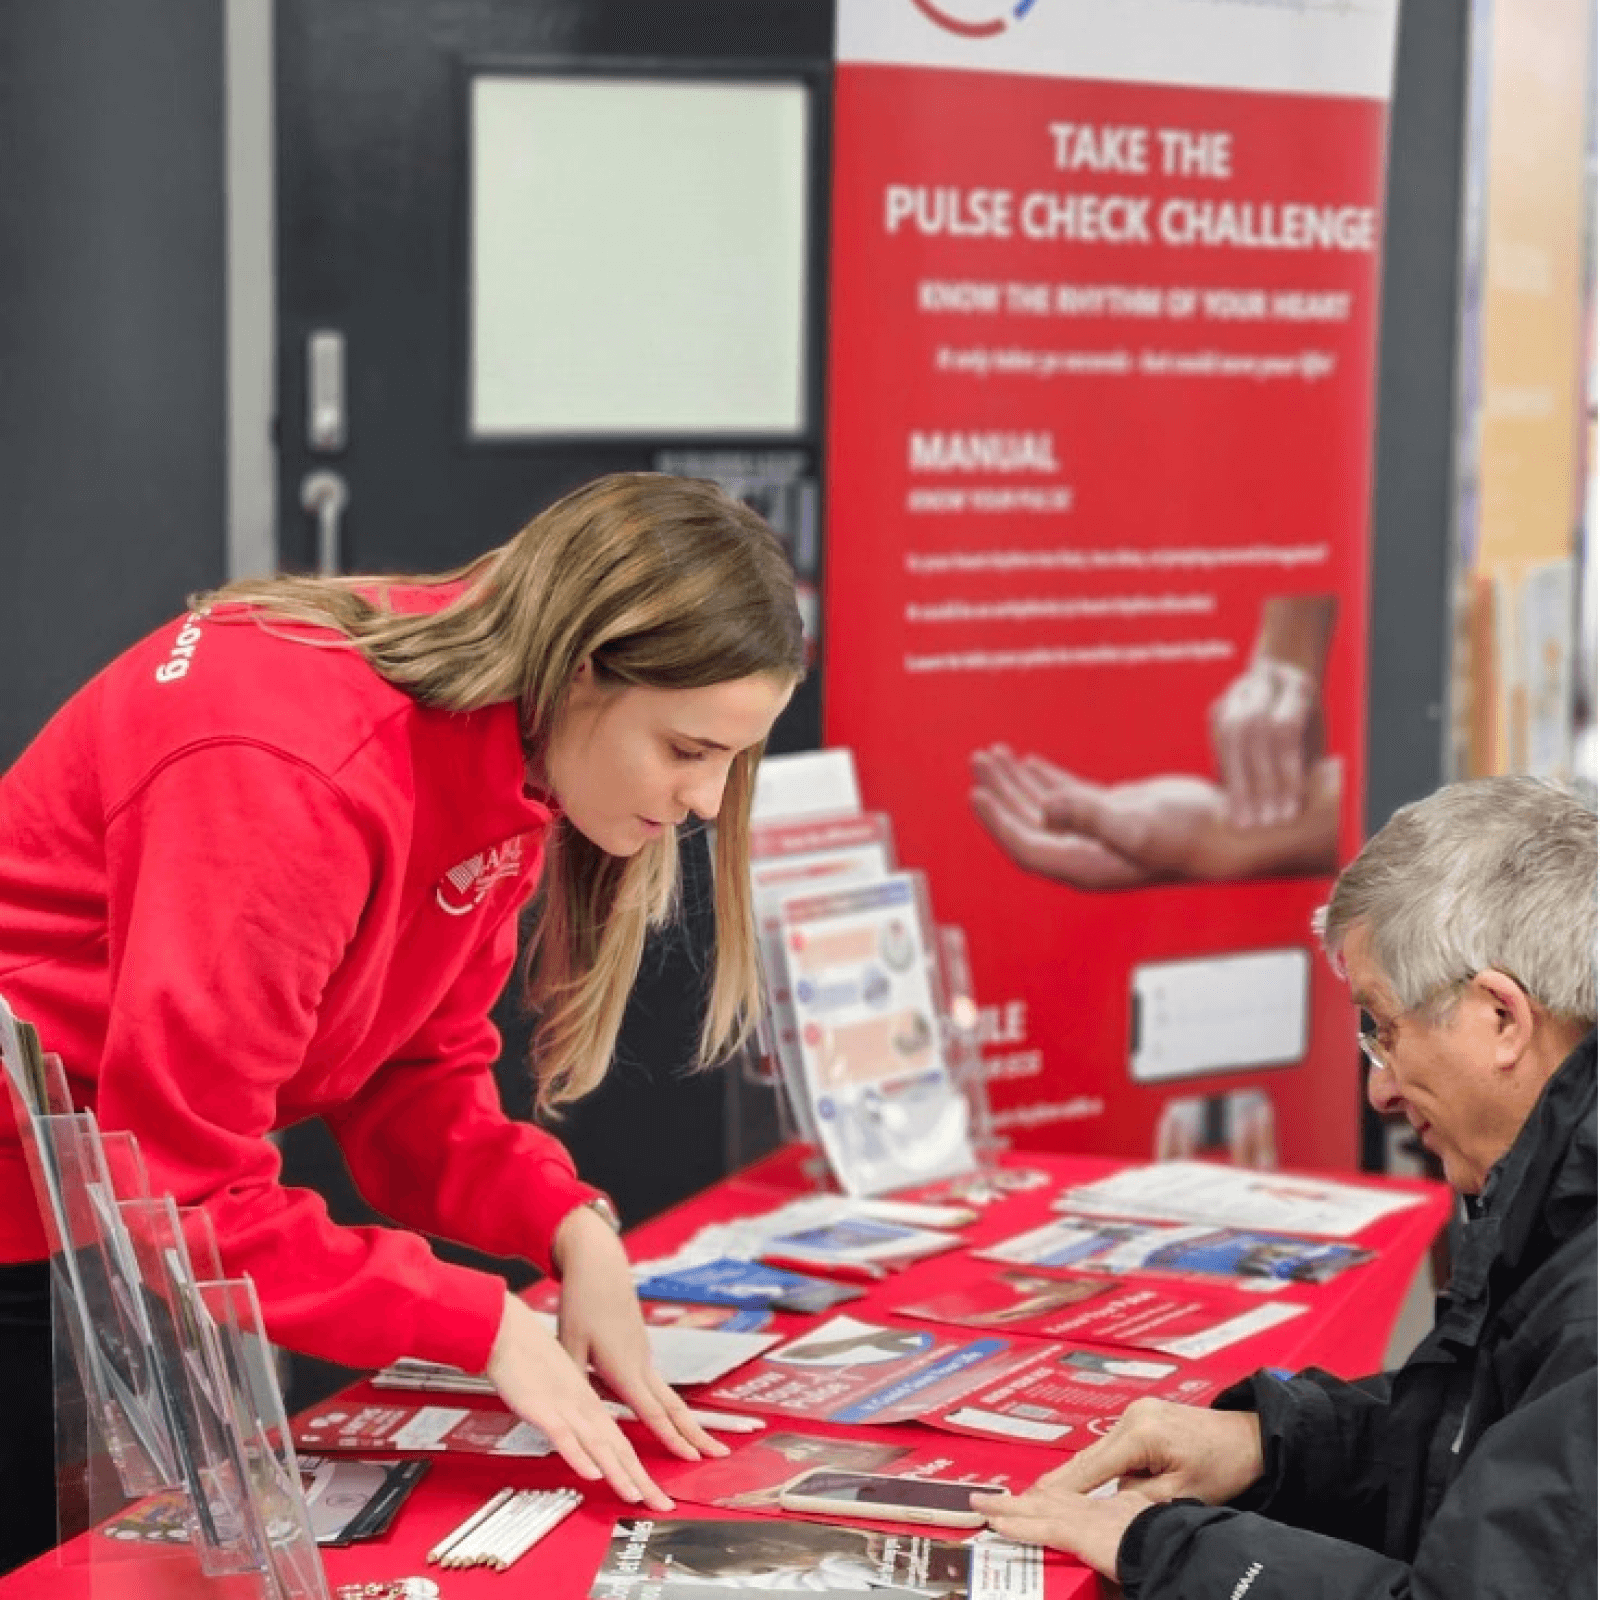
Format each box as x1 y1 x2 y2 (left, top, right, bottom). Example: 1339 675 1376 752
824 0 1402 1169
704 1313 1044 1428
1055 1157 1425 1236
589 1517 1010 1600
661 1428 1030 1517
703 1311 1224 1451
893 1258 1307 1357
781 874 975 1194
980 1214 1375 1285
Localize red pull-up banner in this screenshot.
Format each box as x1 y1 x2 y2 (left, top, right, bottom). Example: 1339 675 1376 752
823 0 1400 1170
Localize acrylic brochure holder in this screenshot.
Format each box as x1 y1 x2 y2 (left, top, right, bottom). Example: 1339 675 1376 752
0 993 330 1599
749 849 1002 1197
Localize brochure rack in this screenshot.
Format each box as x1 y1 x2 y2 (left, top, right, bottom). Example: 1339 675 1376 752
746 755 1006 1196
0 995 330 1599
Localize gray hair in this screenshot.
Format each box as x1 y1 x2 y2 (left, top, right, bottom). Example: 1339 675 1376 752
1320 776 1596 1025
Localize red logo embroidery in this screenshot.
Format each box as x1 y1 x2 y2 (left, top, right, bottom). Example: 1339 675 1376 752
435 838 525 916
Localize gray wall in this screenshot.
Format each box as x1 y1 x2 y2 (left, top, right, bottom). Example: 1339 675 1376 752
0 3 228 767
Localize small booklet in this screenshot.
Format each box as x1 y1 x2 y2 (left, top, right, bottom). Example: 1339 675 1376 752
590 1516 1032 1600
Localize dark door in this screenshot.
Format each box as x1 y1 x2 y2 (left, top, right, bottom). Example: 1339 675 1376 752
272 1 833 1399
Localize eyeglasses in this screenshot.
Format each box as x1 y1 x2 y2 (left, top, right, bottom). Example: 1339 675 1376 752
1356 1009 1394 1074
1356 972 1505 1074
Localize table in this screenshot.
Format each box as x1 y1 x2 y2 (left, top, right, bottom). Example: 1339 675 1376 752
2 1147 1451 1600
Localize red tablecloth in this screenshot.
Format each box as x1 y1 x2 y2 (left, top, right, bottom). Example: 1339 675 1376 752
3 1148 1451 1600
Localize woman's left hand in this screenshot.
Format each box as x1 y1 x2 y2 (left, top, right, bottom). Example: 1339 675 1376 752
552 1202 729 1462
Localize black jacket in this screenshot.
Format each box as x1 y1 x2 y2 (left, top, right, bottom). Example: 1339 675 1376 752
1119 1031 1597 1600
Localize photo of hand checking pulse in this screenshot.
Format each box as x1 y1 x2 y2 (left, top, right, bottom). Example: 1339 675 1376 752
971 596 1341 888
0 473 805 1571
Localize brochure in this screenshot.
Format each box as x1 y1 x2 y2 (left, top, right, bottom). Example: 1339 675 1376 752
751 812 897 1144
1057 1159 1425 1238
704 1314 1043 1428
779 873 975 1196
701 1312 1232 1452
937 1343 1223 1449
981 1214 1376 1285
525 1278 779 1331
893 1260 1308 1358
635 1257 865 1315
369 1313 779 1397
292 1398 558 1458
629 1196 966 1292
662 1429 1030 1516
590 1516 999 1600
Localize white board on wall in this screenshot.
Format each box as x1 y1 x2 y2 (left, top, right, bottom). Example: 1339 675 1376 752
470 74 810 438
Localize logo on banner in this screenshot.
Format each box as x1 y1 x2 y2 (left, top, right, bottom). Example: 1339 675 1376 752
909 0 1039 38
436 838 524 916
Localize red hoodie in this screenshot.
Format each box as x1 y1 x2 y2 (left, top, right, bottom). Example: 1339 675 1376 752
0 594 600 1375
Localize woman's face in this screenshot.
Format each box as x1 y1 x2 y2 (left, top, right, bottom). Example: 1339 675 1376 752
541 668 793 857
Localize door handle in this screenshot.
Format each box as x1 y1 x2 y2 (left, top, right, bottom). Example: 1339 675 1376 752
300 469 349 574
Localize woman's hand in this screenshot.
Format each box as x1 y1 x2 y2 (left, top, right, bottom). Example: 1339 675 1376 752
484 1291 675 1511
552 1202 728 1465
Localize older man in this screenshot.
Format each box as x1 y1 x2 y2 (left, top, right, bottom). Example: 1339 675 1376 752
975 776 1597 1599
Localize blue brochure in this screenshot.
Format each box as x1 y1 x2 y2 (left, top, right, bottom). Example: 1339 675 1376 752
637 1257 864 1315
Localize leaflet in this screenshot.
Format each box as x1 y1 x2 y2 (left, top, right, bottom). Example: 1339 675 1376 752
1056 1159 1425 1238
661 1428 1030 1517
893 1259 1308 1357
588 1516 1034 1600
937 1345 1223 1449
635 1257 865 1315
780 873 974 1196
292 1398 558 1458
751 812 896 1144
704 1314 1043 1428
634 1195 964 1285
702 1311 1226 1454
980 1214 1375 1285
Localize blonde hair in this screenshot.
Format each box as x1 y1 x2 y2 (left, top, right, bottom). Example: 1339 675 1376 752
195 472 805 1108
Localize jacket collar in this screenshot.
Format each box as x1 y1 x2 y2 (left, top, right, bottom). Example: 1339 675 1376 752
408 699 556 882
1447 1030 1596 1311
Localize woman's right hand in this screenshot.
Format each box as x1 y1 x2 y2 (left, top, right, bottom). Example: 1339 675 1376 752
484 1292 674 1511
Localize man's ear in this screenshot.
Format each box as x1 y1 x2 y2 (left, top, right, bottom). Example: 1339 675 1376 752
1474 967 1534 1068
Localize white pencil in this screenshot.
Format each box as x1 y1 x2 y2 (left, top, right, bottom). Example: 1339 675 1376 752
492 1488 583 1569
425 1485 514 1565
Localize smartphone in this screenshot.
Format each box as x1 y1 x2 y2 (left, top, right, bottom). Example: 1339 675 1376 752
777 1468 1002 1529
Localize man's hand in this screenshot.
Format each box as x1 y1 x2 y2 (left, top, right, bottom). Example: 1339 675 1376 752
1036 1397 1265 1505
970 1484 1157 1580
484 1292 676 1511
552 1202 727 1467
970 1399 1264 1579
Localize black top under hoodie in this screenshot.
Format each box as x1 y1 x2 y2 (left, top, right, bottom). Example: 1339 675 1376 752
1118 1031 1597 1600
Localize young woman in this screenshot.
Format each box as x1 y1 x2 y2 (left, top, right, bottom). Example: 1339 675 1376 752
0 472 805 1570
